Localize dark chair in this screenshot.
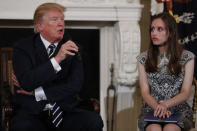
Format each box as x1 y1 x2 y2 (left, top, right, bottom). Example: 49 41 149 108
0 48 13 131
192 78 197 128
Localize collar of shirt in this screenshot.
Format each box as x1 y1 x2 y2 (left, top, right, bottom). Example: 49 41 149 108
40 34 58 51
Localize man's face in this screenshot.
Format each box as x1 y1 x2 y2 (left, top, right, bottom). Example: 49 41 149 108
37 9 65 43
151 18 169 46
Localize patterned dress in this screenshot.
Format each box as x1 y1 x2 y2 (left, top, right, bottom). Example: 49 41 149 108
137 50 195 131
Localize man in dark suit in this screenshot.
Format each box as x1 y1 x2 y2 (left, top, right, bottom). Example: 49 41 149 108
11 2 103 131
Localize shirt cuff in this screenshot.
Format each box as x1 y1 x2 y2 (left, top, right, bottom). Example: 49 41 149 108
35 87 47 101
50 57 61 73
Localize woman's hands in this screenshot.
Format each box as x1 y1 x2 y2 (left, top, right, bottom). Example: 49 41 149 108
154 102 171 118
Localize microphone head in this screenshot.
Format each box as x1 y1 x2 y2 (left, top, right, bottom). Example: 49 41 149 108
70 50 82 61
75 52 82 61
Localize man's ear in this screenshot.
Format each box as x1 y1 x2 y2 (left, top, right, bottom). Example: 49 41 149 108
36 23 43 32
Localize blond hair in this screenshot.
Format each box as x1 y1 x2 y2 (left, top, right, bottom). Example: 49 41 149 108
33 3 65 33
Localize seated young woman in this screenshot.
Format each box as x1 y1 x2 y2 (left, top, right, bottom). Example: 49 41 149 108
137 12 194 131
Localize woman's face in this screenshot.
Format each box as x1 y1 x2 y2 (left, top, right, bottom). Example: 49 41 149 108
151 18 169 46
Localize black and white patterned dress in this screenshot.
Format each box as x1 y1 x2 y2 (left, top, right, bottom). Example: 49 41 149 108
137 50 195 131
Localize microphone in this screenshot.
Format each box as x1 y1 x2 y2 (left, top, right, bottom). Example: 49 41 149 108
63 37 82 61
70 50 82 61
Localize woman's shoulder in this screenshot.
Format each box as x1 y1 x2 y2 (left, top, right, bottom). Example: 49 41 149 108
181 50 195 63
136 51 148 65
181 50 195 60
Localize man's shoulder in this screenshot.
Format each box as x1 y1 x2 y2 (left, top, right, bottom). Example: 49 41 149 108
13 34 39 49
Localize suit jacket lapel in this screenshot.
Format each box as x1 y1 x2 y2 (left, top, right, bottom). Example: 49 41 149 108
51 38 68 58
52 38 64 57
34 36 71 64
34 35 49 64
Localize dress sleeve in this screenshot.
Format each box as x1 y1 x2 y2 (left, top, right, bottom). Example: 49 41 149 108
181 50 195 65
136 51 148 65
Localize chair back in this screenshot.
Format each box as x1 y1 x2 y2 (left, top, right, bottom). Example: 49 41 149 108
192 78 197 128
0 47 13 131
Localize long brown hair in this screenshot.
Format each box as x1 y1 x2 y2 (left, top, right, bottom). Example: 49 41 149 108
145 12 183 76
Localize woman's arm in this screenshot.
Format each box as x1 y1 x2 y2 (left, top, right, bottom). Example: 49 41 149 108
138 62 159 110
138 62 171 118
162 59 194 108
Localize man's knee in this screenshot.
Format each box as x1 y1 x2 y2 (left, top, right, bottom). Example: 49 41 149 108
93 114 103 128
87 113 103 130
11 120 34 131
11 116 46 131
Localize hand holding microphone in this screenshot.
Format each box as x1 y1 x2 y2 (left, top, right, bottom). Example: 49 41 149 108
55 40 81 63
66 40 81 61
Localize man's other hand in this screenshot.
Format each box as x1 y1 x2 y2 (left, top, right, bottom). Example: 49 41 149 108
12 73 34 96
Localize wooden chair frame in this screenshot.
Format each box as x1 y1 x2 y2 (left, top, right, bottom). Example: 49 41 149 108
0 48 13 131
192 78 197 128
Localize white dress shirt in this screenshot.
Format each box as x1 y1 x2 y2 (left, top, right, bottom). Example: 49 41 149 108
34 34 62 110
